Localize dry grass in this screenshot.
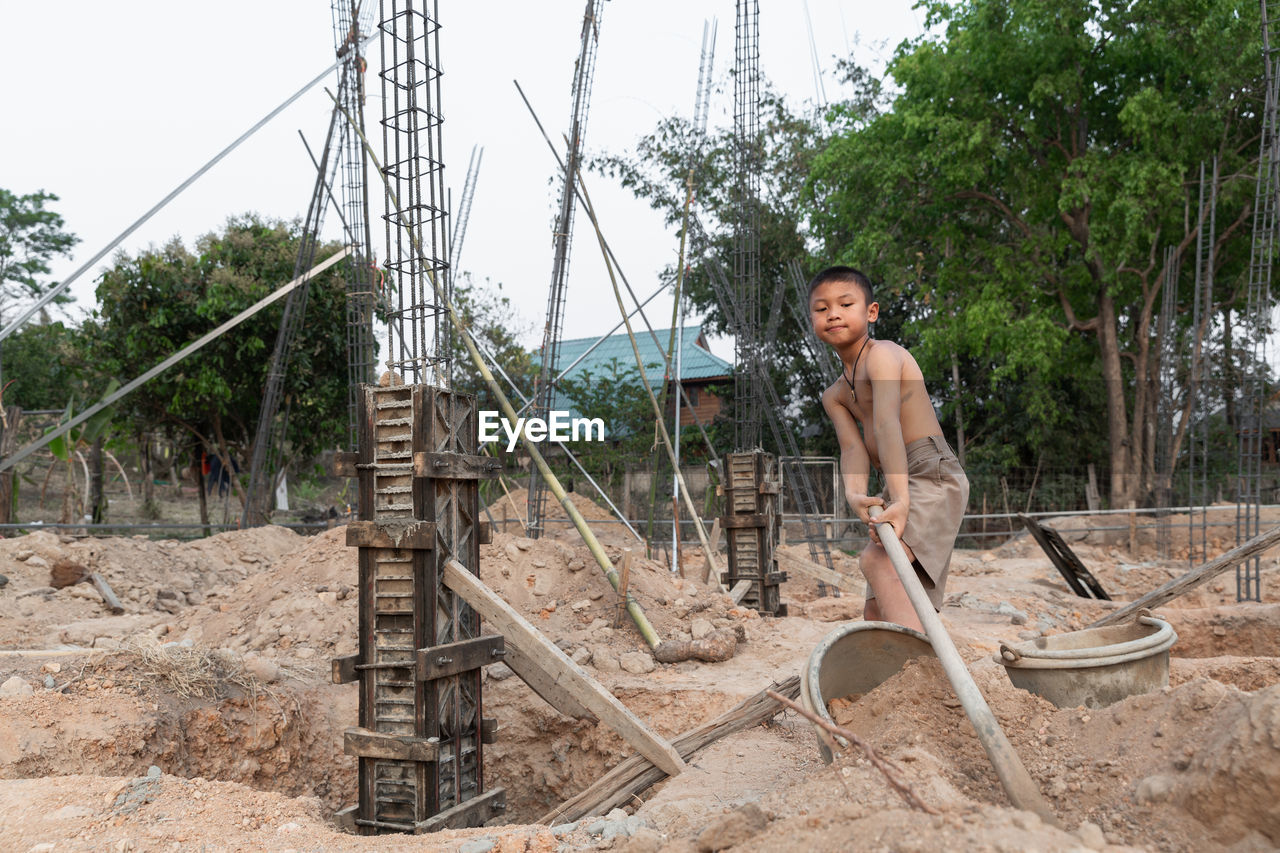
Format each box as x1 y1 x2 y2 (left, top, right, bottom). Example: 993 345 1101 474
118 638 260 700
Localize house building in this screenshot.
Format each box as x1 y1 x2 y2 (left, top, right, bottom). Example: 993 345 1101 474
535 325 731 427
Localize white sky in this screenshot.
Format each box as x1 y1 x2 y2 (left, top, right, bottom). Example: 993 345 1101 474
1 1 926 365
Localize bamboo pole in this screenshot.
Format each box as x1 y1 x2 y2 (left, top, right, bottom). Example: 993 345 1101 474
329 92 662 649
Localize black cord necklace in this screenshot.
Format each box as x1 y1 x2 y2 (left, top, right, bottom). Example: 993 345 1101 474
842 337 871 403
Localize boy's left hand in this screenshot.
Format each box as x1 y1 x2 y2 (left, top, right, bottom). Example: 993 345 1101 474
869 501 908 546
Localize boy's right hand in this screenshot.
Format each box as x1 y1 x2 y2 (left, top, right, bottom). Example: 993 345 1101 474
848 494 885 528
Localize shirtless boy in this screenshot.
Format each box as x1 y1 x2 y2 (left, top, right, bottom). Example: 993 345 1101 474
809 266 969 633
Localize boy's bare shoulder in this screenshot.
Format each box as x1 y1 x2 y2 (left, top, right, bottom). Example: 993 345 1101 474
821 379 848 410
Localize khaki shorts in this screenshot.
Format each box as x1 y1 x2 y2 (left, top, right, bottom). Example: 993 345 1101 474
865 434 969 610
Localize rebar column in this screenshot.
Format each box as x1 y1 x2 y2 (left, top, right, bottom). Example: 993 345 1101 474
1188 160 1216 568
731 0 763 451
330 2 504 834
1154 246 1180 560
334 0 380 454
1237 0 1278 602
379 0 451 385
528 0 606 539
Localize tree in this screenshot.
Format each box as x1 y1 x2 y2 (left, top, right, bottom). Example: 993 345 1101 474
558 358 660 494
449 272 537 414
0 188 79 400
84 215 352 514
2 321 89 411
806 0 1265 506
0 189 78 325
593 87 840 455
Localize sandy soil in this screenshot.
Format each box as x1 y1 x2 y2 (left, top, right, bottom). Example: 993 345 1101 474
1 496 1280 852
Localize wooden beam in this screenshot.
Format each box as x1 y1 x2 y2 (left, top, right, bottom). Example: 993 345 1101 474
331 653 359 684
414 787 506 833
413 451 504 480
332 451 359 477
345 520 436 550
1089 524 1280 628
702 518 722 585
343 727 439 762
721 513 769 529
416 635 505 681
774 549 859 594
730 579 753 604
539 676 800 825
442 559 686 777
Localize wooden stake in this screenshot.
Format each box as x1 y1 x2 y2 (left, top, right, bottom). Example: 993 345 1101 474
614 548 633 627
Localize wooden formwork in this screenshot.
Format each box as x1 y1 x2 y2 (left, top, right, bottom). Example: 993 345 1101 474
332 383 505 833
719 450 787 616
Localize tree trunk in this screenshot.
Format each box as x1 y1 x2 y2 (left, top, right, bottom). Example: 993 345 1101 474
1097 291 1132 508
0 406 22 524
89 435 105 524
195 446 211 536
140 433 159 519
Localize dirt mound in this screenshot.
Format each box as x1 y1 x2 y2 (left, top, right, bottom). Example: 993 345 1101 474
7 505 1280 850
0 526 303 649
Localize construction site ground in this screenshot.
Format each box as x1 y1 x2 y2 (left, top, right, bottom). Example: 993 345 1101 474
1 492 1279 852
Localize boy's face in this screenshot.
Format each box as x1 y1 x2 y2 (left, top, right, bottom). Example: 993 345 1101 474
809 280 878 347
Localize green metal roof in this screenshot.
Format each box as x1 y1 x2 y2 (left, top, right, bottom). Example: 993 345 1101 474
540 324 732 385
526 325 731 436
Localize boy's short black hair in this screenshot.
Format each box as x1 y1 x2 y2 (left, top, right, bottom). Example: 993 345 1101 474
807 265 874 304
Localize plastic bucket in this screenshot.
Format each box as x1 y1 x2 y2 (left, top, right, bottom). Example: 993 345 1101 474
800 621 935 763
995 614 1177 709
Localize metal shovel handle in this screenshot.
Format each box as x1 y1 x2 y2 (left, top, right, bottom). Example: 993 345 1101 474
869 506 1060 826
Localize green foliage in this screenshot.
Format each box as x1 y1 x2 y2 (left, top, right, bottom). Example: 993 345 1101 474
1 321 89 410
805 0 1265 502
558 358 660 491
0 188 78 322
593 87 836 455
84 215 352 486
449 272 537 413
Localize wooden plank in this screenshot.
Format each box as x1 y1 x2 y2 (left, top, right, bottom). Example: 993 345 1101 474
333 804 358 832
730 579 753 604
1017 514 1109 600
414 787 506 834
331 653 359 684
1089 524 1280 628
774 549 859 594
87 571 125 614
345 519 436 550
416 635 505 681
539 676 800 825
503 642 596 721
413 451 504 480
332 451 359 477
721 513 769 529
342 727 439 762
443 559 685 777
481 717 498 744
